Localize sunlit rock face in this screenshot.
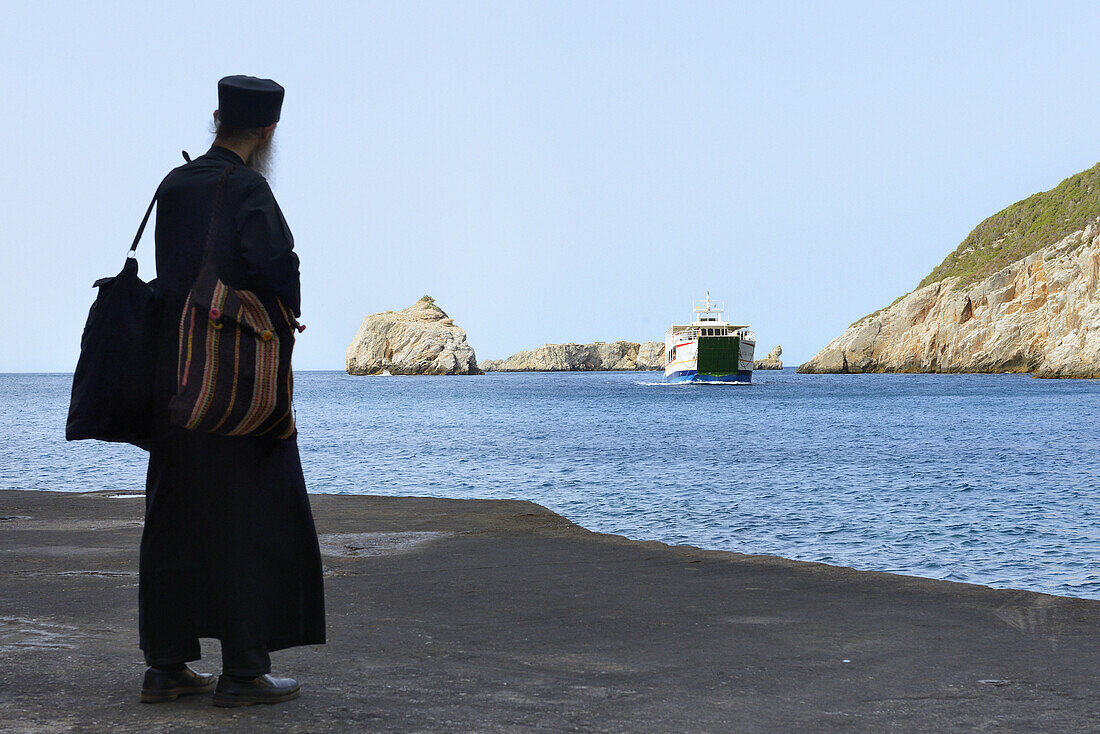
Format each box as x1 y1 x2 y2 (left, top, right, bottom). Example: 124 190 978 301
799 223 1100 378
479 341 665 372
755 345 783 370
346 296 481 376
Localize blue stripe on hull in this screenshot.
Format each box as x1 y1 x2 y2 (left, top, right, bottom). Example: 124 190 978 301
666 369 752 384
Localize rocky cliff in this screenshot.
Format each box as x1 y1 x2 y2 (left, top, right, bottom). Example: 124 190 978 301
479 341 665 372
800 163 1100 378
346 296 481 376
754 345 783 370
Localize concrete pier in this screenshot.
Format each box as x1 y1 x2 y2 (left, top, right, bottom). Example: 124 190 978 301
1 489 1097 732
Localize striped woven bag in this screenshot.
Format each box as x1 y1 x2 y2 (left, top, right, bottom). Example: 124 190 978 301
168 165 303 439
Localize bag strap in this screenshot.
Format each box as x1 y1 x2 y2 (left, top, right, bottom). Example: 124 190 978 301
199 164 238 266
127 150 196 257
126 193 158 257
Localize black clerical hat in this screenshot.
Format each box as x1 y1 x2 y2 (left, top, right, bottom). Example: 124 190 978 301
217 75 284 127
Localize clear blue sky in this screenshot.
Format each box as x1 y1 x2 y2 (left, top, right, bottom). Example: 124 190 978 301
4 1 1100 371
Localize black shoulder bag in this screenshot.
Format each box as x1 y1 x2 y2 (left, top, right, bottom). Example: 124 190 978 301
66 186 161 449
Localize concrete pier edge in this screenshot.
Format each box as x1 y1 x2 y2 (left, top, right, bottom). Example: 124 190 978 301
1 489 1097 733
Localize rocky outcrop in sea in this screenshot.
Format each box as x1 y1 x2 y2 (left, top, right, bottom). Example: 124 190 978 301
479 341 664 372
799 223 1100 377
754 345 783 370
800 162 1100 378
346 296 481 376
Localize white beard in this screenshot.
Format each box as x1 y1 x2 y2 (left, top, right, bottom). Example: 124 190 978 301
248 136 276 182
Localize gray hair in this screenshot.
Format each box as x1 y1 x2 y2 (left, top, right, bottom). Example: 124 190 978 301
210 119 277 181
211 118 267 143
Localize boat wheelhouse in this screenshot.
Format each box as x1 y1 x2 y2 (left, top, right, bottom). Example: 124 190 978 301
664 293 755 383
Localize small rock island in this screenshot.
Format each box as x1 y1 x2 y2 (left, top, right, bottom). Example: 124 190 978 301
754 345 783 370
346 296 481 376
479 342 664 372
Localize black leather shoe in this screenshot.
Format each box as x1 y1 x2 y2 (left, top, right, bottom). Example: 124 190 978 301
140 665 217 703
212 674 300 707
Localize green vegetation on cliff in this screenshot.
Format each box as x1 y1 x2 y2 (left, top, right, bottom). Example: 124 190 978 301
919 162 1100 289
416 294 446 315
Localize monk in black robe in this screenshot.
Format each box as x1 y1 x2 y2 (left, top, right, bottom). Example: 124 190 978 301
138 76 325 707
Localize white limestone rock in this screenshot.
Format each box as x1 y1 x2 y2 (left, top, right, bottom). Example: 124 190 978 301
346 296 481 376
799 222 1100 378
754 345 783 370
479 341 665 372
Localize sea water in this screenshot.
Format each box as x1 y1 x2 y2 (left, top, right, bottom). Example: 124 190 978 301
3 370 1098 599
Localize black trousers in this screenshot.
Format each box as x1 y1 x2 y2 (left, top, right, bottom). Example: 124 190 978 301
144 639 271 678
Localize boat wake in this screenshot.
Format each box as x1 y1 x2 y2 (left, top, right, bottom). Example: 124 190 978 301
634 380 753 387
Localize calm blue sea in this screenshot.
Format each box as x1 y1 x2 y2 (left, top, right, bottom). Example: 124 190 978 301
3 370 1098 599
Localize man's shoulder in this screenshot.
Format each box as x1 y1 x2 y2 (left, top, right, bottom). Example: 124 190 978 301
224 165 270 200
158 158 269 199
232 166 270 191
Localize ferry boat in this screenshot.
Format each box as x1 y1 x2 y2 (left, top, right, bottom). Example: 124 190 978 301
664 293 756 383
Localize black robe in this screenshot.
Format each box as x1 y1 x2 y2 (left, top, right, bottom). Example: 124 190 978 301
139 146 325 662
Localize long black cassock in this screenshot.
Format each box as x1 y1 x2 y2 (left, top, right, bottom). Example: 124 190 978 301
139 145 325 665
